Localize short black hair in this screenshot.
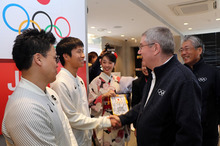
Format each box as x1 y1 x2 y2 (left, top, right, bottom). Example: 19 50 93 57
88 51 98 63
12 28 56 70
101 52 116 63
56 37 84 66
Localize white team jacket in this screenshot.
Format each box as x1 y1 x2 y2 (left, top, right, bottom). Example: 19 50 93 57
51 68 111 146
2 77 77 146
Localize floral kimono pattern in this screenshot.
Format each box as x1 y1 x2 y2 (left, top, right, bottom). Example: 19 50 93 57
89 72 130 146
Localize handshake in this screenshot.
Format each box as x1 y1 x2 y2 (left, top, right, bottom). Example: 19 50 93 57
108 115 122 129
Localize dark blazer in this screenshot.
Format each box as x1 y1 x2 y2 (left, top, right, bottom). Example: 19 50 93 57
131 74 147 107
120 55 202 146
89 56 102 83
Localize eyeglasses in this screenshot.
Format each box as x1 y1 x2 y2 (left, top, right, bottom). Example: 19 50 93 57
139 43 155 50
48 55 60 63
178 47 191 52
54 55 60 63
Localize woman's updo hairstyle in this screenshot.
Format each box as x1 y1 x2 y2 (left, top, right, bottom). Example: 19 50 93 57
102 52 117 63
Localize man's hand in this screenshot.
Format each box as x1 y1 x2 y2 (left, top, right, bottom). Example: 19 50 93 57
109 115 122 129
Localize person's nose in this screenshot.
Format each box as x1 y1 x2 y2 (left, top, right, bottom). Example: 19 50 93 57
181 50 186 56
81 52 85 58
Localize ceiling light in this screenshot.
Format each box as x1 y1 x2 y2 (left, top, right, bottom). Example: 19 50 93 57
121 35 125 37
188 28 192 30
184 23 188 25
91 26 95 29
216 18 220 21
131 38 135 40
107 31 111 33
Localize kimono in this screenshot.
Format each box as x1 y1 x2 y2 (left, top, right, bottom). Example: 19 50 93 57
89 72 130 146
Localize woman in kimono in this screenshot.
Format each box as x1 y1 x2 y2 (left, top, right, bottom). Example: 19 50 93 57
89 52 129 146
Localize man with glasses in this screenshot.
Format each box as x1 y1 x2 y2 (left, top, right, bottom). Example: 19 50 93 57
2 29 77 145
180 35 220 146
110 27 202 146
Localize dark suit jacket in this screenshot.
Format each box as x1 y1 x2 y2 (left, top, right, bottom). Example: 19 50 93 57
131 75 147 107
89 56 102 83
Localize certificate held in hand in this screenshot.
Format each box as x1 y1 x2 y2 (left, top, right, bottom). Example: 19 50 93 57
110 94 129 115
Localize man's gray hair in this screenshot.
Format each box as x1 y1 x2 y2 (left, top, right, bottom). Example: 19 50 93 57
183 35 205 53
142 27 174 54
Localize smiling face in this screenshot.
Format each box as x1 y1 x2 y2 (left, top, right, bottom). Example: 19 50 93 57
138 35 155 70
101 56 115 76
68 46 85 68
181 40 202 68
142 66 148 76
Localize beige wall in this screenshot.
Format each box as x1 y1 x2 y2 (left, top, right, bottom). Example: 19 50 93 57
174 35 183 63
101 35 182 77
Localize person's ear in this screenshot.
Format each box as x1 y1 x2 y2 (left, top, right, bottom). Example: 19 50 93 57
153 43 160 56
33 53 43 66
197 47 203 55
63 53 69 61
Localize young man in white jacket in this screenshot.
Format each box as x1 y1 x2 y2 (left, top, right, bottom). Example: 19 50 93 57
51 37 117 146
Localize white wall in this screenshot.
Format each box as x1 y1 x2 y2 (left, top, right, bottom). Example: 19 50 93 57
0 0 86 59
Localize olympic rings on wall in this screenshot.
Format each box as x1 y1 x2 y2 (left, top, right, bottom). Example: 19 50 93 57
19 20 41 34
32 11 53 33
2 3 71 38
3 3 30 32
54 17 71 38
45 25 62 37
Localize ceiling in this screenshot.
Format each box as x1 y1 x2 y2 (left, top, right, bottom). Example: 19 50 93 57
87 0 220 42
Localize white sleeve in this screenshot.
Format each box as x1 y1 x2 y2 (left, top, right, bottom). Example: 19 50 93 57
62 110 78 146
51 81 111 130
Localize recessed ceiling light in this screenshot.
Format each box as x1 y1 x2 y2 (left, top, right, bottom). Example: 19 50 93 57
107 31 111 33
184 23 188 25
188 28 192 30
121 35 125 37
91 26 95 29
216 18 220 21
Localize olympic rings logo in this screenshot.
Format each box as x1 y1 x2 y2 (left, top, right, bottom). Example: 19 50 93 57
2 3 71 38
198 77 207 82
157 89 166 96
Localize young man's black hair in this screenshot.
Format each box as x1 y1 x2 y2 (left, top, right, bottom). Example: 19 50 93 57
12 29 56 70
56 37 84 66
